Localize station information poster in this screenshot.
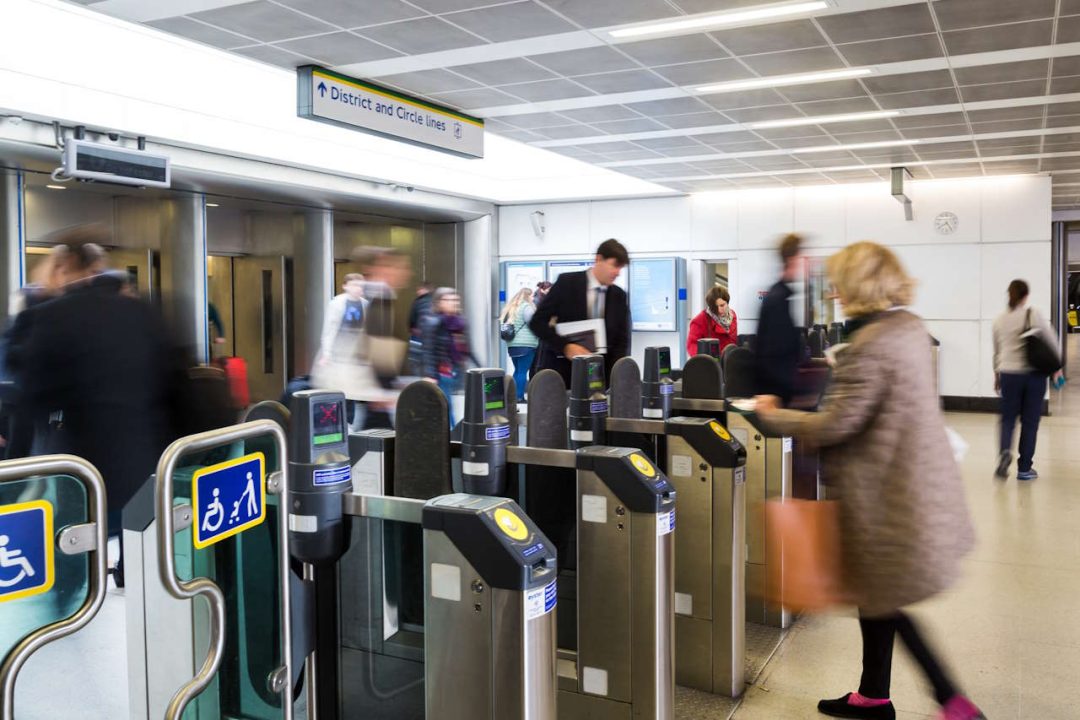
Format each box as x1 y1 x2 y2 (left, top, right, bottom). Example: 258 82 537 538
504 261 546 297
548 260 628 290
630 258 677 331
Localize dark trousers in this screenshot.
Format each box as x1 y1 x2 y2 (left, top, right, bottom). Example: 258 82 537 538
999 372 1046 472
858 611 957 703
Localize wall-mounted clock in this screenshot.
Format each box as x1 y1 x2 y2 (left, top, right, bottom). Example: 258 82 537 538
934 211 959 235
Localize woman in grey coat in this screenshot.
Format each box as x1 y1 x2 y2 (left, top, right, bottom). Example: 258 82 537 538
756 242 982 720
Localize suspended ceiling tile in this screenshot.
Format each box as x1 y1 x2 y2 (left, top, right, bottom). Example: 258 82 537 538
495 128 546 142
451 58 555 85
823 170 882 182
589 118 667 134
977 137 1042 151
960 80 1050 103
601 148 667 161
656 112 731 129
932 0 1055 31
915 140 977 154
828 130 904 144
966 105 1047 122
915 148 980 160
633 135 708 150
526 47 638 76
408 0 512 12
822 119 897 133
625 96 711 116
380 68 481 94
955 59 1049 85
559 105 644 123
232 43 312 67
1049 76 1080 94
942 21 1053 55
658 145 728 157
875 87 961 109
1042 132 1080 144
738 47 846 76
542 0 679 28
1052 56 1080 78
701 88 787 110
892 112 969 129
618 34 728 66
275 32 403 66
781 173 834 185
429 86 518 109
501 78 595 101
861 70 954 95
1046 114 1080 127
275 0 423 28
682 179 741 192
899 124 970 139
694 129 760 145
652 58 755 86
817 4 936 44
791 150 860 165
723 105 805 123
927 164 986 177
637 161 708 176
584 140 649 153
709 20 828 56
851 149 921 164
793 97 879 115
753 125 831 141
573 69 673 94
771 136 842 149
1045 102 1080 116
500 111 579 128
836 34 944 65
190 1 336 42
1057 16 1080 44
703 140 776 153
531 124 602 140
146 17 253 48
732 176 791 188
356 16 483 54
690 159 756 173
970 118 1045 133
448 2 576 42
743 156 811 171
778 79 868 103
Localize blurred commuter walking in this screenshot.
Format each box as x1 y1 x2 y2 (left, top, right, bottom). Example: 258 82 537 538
992 279 1063 480
500 288 538 401
422 287 477 425
314 273 369 430
756 234 804 404
755 242 983 720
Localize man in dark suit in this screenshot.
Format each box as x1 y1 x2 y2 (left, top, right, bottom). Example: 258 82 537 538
755 233 804 405
529 239 631 386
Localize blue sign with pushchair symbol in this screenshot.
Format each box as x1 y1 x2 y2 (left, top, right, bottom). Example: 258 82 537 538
192 453 266 549
0 501 54 603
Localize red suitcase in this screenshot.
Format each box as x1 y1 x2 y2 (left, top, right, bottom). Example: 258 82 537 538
217 356 250 409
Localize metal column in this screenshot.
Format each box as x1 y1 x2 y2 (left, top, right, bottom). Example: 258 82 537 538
295 209 334 377
463 214 496 367
161 194 209 362
1052 221 1068 368
0 169 25 319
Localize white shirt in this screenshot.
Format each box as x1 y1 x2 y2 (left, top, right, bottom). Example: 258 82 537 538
992 301 1060 374
586 270 606 320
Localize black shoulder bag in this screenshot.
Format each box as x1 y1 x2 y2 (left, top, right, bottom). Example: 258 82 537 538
1023 309 1061 376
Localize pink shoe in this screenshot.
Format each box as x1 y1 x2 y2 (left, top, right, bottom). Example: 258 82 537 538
937 695 985 720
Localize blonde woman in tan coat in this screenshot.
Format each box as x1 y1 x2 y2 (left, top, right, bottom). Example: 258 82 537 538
756 242 982 720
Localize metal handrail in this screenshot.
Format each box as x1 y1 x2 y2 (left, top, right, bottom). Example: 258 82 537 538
155 420 292 720
0 455 108 720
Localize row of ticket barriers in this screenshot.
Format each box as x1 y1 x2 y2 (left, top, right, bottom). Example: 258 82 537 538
0 338 798 720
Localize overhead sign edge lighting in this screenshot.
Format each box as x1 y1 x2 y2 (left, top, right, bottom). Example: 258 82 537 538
297 65 485 159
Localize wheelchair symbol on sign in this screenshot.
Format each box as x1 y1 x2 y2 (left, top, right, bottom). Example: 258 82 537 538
0 534 36 588
201 489 225 534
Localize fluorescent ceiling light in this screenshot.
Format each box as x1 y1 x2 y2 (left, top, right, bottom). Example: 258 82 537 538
696 67 872 94
751 110 900 129
610 1 829 38
796 139 920 153
206 202 219 207
45 184 67 190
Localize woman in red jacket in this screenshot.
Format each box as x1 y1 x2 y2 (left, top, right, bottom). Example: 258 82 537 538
687 285 738 357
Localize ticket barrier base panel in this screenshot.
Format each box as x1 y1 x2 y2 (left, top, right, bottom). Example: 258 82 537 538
725 411 793 630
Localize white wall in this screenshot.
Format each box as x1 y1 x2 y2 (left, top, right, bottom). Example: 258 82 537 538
497 175 1053 398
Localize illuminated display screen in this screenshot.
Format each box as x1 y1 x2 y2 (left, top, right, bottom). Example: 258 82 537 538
484 377 505 411
312 401 343 445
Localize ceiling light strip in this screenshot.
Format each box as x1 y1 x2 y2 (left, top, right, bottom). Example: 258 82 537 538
750 110 900 129
609 1 829 39
695 67 873 94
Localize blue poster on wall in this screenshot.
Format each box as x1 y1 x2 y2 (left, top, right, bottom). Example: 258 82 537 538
630 258 677 331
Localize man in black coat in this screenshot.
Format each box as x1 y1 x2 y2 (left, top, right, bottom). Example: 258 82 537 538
755 233 804 405
20 233 178 541
529 239 631 386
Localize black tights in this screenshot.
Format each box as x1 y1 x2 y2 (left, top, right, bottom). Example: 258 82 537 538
859 611 958 704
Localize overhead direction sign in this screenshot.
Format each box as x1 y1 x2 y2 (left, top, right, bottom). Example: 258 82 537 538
192 453 266 549
0 500 55 603
297 66 485 158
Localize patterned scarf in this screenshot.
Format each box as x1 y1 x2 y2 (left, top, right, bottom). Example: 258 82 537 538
707 308 732 330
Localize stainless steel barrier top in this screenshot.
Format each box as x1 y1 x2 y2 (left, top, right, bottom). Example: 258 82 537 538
342 493 426 524
0 455 108 720
603 417 667 435
155 420 291 720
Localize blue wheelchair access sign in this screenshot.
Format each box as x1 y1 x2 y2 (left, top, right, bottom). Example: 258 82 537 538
0 500 55 603
192 453 266 549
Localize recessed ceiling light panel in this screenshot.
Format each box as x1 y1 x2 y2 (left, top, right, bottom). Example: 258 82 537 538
696 67 873 94
610 1 830 39
751 110 900 129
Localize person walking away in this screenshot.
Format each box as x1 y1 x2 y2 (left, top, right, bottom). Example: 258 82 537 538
529 239 631 386
756 234 804 404
687 285 738 358
421 288 477 426
500 288 538 401
21 228 181 588
408 282 434 338
314 273 369 430
754 242 983 720
993 279 1063 480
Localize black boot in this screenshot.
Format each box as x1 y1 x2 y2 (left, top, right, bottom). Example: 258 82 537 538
818 693 896 720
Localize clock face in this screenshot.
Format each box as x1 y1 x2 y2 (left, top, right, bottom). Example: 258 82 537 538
934 211 959 235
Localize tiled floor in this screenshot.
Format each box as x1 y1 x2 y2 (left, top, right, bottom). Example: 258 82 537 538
9 338 1080 719
730 335 1080 720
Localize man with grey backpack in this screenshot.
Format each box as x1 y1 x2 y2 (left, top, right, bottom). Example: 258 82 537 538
993 279 1065 480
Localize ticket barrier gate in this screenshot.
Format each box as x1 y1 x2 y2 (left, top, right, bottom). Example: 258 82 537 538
0 455 108 720
724 405 792 629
